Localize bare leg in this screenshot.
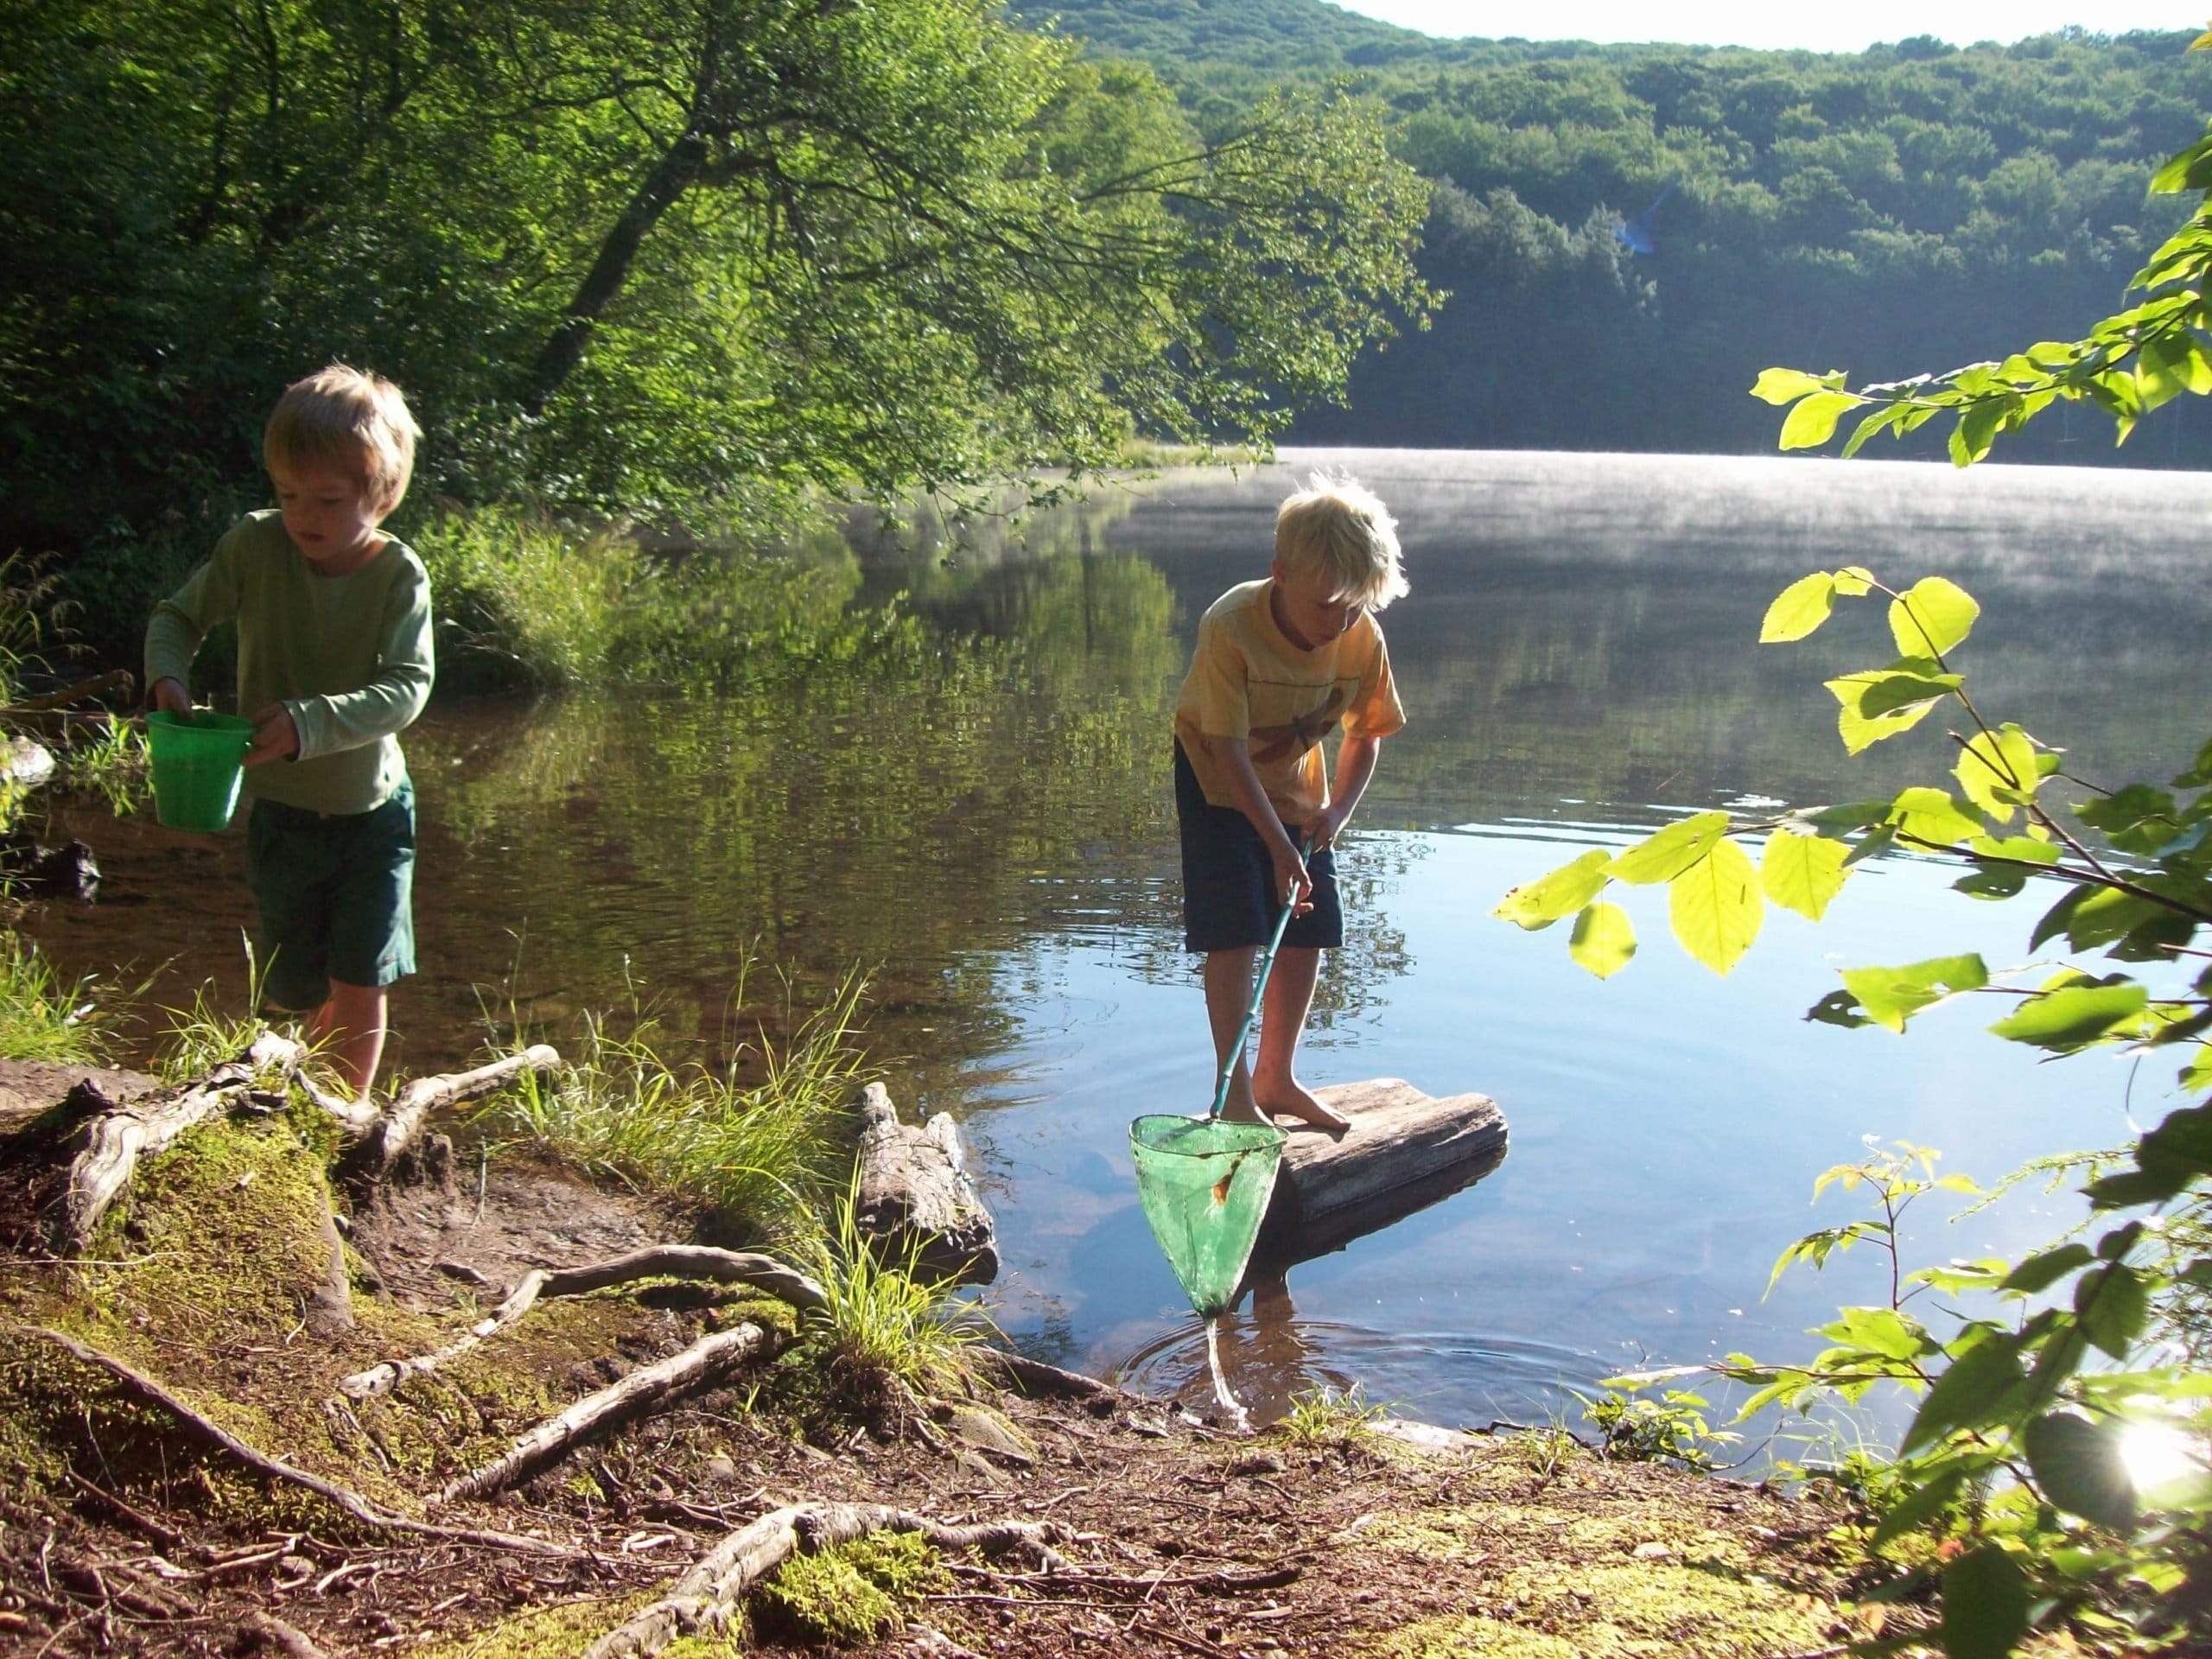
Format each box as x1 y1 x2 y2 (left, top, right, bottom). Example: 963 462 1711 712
311 979 389 1102
1252 947 1347 1130
1202 947 1263 1122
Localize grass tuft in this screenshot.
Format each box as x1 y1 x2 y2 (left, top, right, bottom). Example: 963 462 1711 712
1281 1384 1386 1445
486 962 871 1242
0 931 109 1062
800 1179 992 1413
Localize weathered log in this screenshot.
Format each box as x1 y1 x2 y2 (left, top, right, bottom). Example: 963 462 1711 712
853 1082 998 1284
1245 1079 1507 1281
435 1320 779 1505
59 1032 308 1253
23 1327 584 1558
338 1245 827 1399
583 1503 1077 1659
341 1044 562 1182
973 1347 1141 1409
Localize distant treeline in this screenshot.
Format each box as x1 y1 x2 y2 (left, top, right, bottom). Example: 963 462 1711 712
1020 0 2212 464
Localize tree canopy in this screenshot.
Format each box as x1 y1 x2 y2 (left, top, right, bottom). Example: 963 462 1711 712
1020 0 2212 461
0 0 1432 550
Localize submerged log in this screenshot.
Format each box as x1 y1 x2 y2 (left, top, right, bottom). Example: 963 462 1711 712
853 1083 998 1284
1244 1078 1507 1281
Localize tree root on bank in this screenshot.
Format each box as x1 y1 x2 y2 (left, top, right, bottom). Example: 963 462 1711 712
582 1502 1079 1659
57 1032 315 1252
973 1346 1138 1408
339 1044 563 1185
340 1244 827 1400
22 1325 588 1559
435 1321 783 1505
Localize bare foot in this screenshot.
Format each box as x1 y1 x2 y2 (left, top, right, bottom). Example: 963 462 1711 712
1255 1081 1350 1132
1217 1083 1267 1125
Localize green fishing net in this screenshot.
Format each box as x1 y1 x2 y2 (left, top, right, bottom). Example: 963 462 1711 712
1129 1113 1287 1317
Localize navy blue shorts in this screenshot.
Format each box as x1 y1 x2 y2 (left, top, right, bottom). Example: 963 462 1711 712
1174 741 1343 953
246 780 417 1010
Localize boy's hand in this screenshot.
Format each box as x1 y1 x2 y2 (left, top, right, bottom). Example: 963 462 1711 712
150 677 192 717
1270 837 1314 916
1305 802 1353 851
245 703 300 766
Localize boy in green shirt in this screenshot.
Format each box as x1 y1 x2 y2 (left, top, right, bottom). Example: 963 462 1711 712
146 365 435 1100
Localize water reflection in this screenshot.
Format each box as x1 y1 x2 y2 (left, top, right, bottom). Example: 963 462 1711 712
21 448 2212 1439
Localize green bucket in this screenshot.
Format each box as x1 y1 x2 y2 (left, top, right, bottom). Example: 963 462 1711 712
1129 1113 1287 1318
146 710 254 831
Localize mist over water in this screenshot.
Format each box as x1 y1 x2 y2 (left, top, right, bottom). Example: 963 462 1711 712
29 448 2212 1437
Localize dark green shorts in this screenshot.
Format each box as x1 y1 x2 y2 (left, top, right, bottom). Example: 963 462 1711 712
245 780 416 1011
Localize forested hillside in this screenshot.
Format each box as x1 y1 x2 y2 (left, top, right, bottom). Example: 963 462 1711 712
1020 0 2212 462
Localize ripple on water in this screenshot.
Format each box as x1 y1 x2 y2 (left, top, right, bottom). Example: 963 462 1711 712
1113 1311 1599 1431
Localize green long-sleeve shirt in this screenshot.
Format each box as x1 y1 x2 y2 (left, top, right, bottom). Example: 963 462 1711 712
145 511 435 816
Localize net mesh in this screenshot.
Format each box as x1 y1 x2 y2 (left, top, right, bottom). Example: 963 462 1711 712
1129 1114 1287 1317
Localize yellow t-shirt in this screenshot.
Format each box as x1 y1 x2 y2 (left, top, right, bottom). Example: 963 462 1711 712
1173 578 1405 823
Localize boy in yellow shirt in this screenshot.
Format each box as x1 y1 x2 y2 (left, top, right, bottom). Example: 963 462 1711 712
146 365 435 1101
1172 476 1408 1128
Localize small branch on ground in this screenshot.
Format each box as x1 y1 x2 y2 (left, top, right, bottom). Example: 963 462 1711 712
340 1245 824 1399
583 1502 1079 1659
435 1321 780 1504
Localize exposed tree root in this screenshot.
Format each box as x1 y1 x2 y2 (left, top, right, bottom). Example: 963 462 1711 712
60 1032 311 1251
22 1325 587 1559
341 1044 563 1183
582 1502 1079 1659
244 1611 336 1658
340 1244 826 1399
435 1320 782 1505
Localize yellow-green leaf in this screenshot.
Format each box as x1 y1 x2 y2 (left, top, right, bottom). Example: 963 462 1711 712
1760 573 1837 643
1610 811 1731 885
1889 787 1984 846
1886 577 1979 658
1836 696 1941 756
1568 901 1637 979
1493 848 1613 931
1956 725 2041 823
1834 566 1875 595
1761 827 1849 921
1751 367 1834 405
1780 391 1865 450
1669 836 1763 975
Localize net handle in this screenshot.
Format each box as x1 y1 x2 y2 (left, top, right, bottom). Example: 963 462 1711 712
1207 836 1313 1121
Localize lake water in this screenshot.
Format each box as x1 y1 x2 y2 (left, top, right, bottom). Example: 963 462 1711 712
30 448 2212 1444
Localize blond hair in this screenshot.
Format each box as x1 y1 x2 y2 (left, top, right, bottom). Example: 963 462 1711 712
263 365 422 517
1274 474 1408 611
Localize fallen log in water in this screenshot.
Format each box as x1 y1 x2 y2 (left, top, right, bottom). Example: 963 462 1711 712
1244 1078 1507 1284
853 1082 998 1284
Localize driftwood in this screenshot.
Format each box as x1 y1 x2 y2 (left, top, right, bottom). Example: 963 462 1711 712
583 1503 1077 1659
24 1327 584 1558
343 1044 562 1182
58 1031 310 1253
1244 1078 1508 1284
339 1245 828 1399
973 1347 1139 1409
435 1321 780 1505
853 1082 998 1284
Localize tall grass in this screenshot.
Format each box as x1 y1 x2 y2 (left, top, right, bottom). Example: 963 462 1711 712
799 1177 994 1405
486 963 873 1242
0 931 108 1062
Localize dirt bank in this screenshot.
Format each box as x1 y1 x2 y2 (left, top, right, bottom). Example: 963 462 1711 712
0 1056 1878 1658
